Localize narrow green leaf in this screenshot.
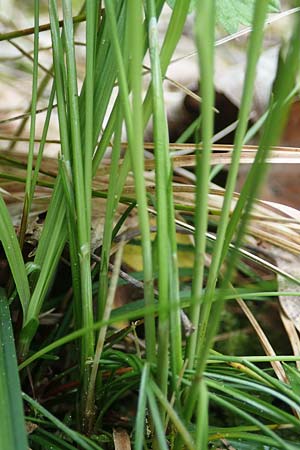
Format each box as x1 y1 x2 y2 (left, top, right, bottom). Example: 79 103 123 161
195 380 209 449
104 0 156 366
147 386 169 450
18 0 40 248
0 196 30 314
23 392 100 450
0 289 28 450
209 392 296 450
283 363 300 397
151 379 195 450
135 364 150 450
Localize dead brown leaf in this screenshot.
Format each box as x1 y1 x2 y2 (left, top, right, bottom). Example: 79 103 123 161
113 428 131 450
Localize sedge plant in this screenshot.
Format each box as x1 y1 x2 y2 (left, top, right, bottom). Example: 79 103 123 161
1 1 300 450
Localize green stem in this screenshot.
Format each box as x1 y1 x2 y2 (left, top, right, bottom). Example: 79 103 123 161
185 0 215 370
98 111 123 319
104 0 156 364
183 0 269 422
85 241 124 433
62 0 95 410
18 0 40 249
147 0 170 397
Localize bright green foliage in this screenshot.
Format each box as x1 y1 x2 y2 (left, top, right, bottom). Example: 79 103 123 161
1 1 300 449
0 196 30 315
0 290 28 450
167 0 281 33
215 0 281 33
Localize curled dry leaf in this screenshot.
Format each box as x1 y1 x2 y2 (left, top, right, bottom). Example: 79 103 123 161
26 421 38 434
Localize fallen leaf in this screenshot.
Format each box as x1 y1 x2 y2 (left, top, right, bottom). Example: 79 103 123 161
113 428 131 450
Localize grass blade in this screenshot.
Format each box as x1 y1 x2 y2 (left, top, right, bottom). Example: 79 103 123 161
147 385 169 450
209 392 297 450
183 0 270 422
18 0 40 249
23 392 101 450
105 0 156 365
185 0 215 370
0 197 30 314
147 0 183 394
0 289 28 450
135 364 151 450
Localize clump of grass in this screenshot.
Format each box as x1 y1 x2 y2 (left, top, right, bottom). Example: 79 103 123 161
1 1 300 449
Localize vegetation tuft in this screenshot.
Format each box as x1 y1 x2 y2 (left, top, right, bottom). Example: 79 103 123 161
1 1 300 449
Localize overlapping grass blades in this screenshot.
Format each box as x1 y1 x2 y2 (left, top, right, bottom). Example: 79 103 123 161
1 1 300 449
0 290 28 450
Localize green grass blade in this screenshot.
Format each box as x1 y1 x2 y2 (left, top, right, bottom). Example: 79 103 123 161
0 196 30 314
0 289 28 450
195 380 209 450
89 2 127 165
223 10 300 259
18 0 40 249
127 0 157 364
85 241 124 431
84 0 98 228
186 0 215 370
183 0 270 422
147 0 183 391
23 392 101 450
204 4 300 369
17 302 158 371
18 3 91 355
59 158 82 328
147 385 169 450
105 0 156 365
146 0 170 397
30 81 56 202
135 364 150 450
18 179 67 357
62 0 95 400
143 0 191 127
30 427 103 450
209 392 297 450
98 111 123 318
206 377 300 425
150 379 195 450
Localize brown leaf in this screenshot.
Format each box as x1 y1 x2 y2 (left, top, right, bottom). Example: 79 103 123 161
272 246 300 332
113 428 131 450
280 310 300 370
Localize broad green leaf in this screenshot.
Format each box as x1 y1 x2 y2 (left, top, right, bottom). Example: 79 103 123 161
0 289 29 450
215 0 280 33
167 0 281 33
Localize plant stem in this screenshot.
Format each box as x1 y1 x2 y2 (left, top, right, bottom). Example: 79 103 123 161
185 0 215 370
183 0 269 422
18 0 39 249
105 0 156 364
85 241 124 433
